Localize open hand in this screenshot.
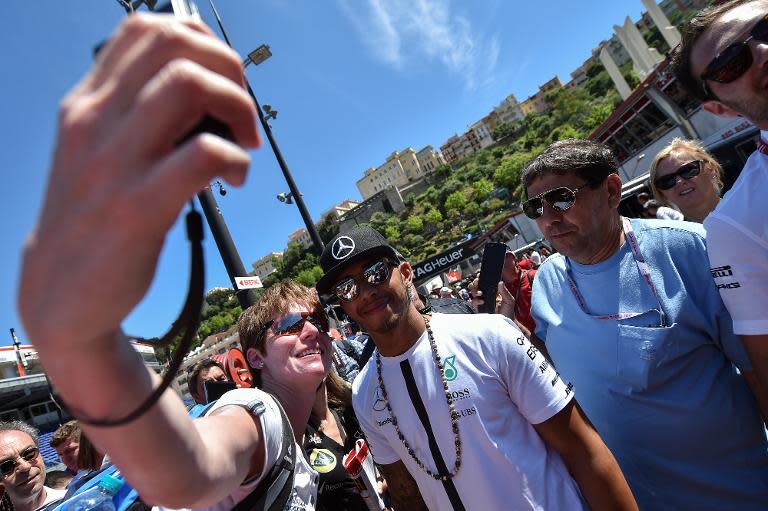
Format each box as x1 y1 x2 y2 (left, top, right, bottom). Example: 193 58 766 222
19 14 260 350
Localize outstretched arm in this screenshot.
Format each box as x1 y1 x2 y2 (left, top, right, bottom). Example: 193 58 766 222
379 461 428 511
18 13 261 508
534 401 638 511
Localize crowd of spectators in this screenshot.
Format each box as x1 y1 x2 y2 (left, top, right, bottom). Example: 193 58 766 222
9 1 768 509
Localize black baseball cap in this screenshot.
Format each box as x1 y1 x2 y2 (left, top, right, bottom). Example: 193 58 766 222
316 226 399 296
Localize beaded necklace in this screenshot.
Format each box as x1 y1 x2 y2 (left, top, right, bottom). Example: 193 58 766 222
375 316 462 481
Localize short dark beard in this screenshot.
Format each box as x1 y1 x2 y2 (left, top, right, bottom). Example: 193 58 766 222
368 275 414 334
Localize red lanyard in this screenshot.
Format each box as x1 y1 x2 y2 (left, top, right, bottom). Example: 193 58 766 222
758 136 768 155
564 218 667 326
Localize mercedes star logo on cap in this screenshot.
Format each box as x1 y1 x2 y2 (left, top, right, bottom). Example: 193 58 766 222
331 236 355 260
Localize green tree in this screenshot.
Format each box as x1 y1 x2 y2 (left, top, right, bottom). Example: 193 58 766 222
401 233 424 250
317 214 340 244
368 211 391 231
549 124 583 143
584 101 615 131
493 152 531 190
422 186 440 205
465 202 481 217
435 164 452 178
425 208 443 225
404 215 424 234
444 191 468 215
492 122 517 141
483 197 506 215
471 178 494 201
384 225 402 241
295 266 324 287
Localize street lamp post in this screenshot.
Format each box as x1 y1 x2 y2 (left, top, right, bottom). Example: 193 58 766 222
251 91 325 255
207 0 325 255
197 186 259 309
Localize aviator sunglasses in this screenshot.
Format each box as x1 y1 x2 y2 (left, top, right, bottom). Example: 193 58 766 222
700 14 768 97
332 259 394 302
258 311 327 342
654 160 703 191
522 183 590 220
0 446 39 477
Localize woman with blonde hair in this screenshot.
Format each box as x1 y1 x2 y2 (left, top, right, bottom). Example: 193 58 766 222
649 138 723 223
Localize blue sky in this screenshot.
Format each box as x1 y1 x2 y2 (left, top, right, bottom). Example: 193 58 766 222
1 0 650 346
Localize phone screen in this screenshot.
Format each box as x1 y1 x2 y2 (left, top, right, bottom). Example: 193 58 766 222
478 242 508 314
203 380 237 403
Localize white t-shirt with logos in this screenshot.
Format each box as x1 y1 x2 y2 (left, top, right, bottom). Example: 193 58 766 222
352 312 585 510
705 132 768 335
200 388 318 511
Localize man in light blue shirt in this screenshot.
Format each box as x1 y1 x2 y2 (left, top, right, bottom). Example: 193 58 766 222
523 139 768 510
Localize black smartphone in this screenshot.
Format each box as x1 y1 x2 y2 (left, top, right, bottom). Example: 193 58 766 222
477 242 508 314
203 380 237 403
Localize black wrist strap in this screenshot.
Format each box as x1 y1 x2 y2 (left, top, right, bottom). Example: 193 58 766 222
60 203 206 427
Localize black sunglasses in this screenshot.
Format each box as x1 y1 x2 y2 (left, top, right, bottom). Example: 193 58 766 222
522 184 590 220
258 311 327 343
654 160 702 191
0 446 39 477
332 259 394 302
700 13 768 97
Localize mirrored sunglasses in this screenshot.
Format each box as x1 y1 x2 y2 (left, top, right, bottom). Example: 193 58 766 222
654 160 702 191
333 259 393 302
701 14 768 96
0 446 39 477
258 311 327 342
522 184 590 220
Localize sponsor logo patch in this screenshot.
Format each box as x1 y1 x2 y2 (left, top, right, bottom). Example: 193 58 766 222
443 355 458 381
309 448 337 473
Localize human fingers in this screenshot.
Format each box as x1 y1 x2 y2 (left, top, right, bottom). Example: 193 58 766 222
469 278 483 313
117 58 259 161
140 133 251 229
91 13 215 84
89 14 244 105
467 277 480 295
496 282 516 319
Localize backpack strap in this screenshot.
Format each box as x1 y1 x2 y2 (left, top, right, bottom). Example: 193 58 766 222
231 398 296 511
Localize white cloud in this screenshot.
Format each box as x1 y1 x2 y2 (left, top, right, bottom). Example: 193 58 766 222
338 0 499 89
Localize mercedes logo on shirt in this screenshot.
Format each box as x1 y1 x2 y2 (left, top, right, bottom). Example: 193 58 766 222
372 387 386 411
332 236 355 260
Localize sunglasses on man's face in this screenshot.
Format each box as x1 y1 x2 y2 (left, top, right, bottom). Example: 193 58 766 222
654 160 702 191
522 184 590 220
701 13 768 96
0 446 39 478
332 259 394 302
259 311 327 343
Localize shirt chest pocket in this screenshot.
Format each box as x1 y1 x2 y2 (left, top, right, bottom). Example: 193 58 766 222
616 323 678 392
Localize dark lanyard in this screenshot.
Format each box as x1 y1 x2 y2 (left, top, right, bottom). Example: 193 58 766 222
564 217 667 326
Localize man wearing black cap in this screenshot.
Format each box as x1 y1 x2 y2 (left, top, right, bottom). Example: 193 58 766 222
316 226 637 511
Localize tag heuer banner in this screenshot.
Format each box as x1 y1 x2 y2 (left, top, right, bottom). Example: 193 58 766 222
411 240 477 282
